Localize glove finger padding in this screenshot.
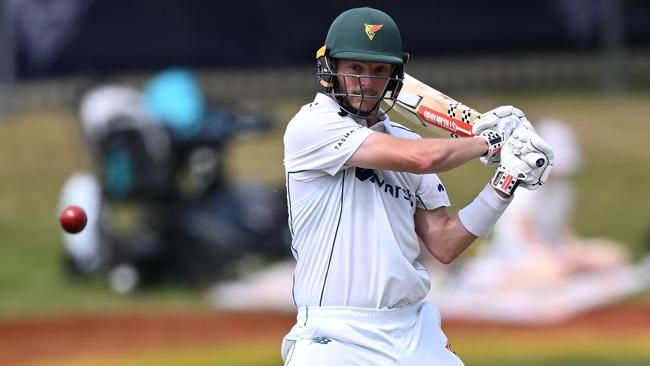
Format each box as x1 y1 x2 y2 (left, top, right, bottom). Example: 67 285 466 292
519 115 535 132
473 106 522 140
473 105 535 166
493 128 555 194
472 112 498 136
491 105 517 118
506 107 536 132
514 152 551 190
516 132 554 189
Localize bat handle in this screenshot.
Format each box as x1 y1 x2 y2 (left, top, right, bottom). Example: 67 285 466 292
521 153 546 169
513 153 546 181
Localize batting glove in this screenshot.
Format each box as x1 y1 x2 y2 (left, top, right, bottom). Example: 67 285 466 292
490 127 554 195
507 127 555 190
473 105 535 165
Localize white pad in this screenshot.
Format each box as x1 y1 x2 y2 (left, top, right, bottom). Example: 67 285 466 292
458 184 512 237
58 172 103 273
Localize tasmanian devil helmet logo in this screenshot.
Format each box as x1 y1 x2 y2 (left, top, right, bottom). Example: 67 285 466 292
364 23 384 40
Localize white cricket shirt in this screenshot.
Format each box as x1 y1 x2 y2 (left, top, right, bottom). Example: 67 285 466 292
284 93 450 310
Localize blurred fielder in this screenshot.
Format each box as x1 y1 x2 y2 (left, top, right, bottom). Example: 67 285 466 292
462 119 630 290
281 7 554 365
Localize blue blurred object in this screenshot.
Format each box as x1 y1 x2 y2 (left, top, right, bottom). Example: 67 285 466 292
144 68 206 139
104 148 133 198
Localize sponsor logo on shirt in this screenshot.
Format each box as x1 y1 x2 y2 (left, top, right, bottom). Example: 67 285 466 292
355 168 414 207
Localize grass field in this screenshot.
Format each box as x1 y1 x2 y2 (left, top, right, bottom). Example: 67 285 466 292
34 340 650 366
1 91 650 365
23 331 650 366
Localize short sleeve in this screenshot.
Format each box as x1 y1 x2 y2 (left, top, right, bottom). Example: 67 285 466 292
414 173 450 210
284 106 374 176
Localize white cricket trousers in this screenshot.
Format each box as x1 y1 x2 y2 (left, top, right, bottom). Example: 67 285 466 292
281 301 464 366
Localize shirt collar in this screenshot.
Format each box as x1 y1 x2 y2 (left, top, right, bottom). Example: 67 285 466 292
315 92 388 130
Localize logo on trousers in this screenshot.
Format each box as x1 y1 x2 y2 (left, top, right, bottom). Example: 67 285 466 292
311 336 332 345
445 342 456 355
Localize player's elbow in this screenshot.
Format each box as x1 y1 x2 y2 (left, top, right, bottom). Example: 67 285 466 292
427 244 459 264
409 156 432 174
435 251 459 265
411 151 446 174
425 238 467 264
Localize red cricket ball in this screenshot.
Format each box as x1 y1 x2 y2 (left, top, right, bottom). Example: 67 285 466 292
59 205 88 234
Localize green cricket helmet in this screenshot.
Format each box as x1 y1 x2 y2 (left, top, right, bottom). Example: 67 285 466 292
316 7 409 117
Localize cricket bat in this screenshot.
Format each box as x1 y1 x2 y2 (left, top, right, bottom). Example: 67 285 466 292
387 73 546 167
387 73 548 194
387 73 480 138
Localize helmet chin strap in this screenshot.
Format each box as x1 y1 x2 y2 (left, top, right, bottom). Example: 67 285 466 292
333 79 390 121
335 95 382 119
323 64 402 122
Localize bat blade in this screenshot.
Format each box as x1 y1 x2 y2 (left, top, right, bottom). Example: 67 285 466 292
387 73 481 138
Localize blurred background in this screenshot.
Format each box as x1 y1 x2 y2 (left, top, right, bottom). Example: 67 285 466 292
1 0 649 365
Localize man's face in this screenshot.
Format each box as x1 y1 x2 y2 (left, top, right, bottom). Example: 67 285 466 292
335 59 395 113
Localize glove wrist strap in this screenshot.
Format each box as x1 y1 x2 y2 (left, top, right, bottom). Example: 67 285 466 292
479 131 503 157
491 165 521 196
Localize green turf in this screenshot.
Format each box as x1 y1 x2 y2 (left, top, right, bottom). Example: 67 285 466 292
454 332 650 364
477 360 650 366
34 336 650 366
39 341 282 366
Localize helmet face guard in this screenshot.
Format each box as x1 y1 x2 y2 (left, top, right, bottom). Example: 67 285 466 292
317 46 406 119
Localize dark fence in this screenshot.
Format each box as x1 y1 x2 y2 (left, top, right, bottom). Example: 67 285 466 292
5 0 650 79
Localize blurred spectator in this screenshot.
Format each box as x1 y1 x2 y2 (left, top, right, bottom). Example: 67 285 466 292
59 68 290 292
458 118 630 290
210 118 648 319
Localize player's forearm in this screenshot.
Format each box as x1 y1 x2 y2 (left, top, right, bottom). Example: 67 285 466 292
415 208 478 264
349 133 487 174
425 214 477 264
419 184 512 264
413 137 487 173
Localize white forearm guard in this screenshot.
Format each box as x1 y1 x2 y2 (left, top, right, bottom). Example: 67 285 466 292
458 183 512 237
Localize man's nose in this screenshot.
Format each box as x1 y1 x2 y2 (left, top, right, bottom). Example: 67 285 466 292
359 76 372 89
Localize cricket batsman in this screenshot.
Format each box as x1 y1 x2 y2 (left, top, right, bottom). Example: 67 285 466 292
281 7 554 365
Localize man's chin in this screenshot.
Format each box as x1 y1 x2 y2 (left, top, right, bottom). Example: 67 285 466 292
349 101 378 113
359 104 378 113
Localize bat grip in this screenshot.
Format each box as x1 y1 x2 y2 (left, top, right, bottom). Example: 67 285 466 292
520 153 546 172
